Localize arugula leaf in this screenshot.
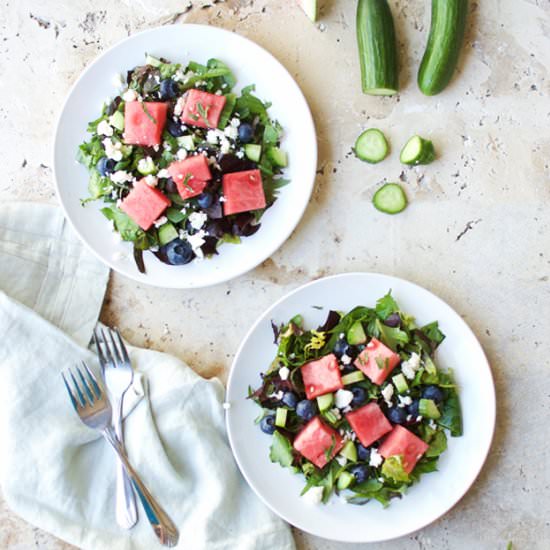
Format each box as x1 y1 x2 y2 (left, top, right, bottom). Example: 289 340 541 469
263 120 282 146
269 430 295 469
375 291 399 320
381 455 410 483
77 136 105 169
421 321 446 346
426 430 447 457
235 86 270 123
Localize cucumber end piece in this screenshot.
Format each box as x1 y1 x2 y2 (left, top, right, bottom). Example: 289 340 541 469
363 87 398 96
372 183 408 215
400 135 436 165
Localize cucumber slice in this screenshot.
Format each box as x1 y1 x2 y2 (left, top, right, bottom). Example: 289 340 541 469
354 129 389 163
299 0 318 22
372 183 407 215
392 373 409 394
419 398 441 419
356 0 399 95
341 370 365 385
337 471 355 490
347 321 367 345
316 393 334 412
177 135 196 151
158 222 178 246
323 409 339 425
275 407 288 427
244 144 262 163
145 53 162 68
340 440 358 462
109 111 124 132
400 135 435 165
137 156 157 176
266 146 288 168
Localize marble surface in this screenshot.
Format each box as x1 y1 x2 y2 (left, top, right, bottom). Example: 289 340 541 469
1 0 550 548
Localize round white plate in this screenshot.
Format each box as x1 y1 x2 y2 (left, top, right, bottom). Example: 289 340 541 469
53 24 317 288
226 272 496 543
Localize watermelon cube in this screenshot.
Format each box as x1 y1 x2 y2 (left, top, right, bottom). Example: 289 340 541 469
167 155 212 200
124 101 168 146
345 402 392 448
378 425 429 474
181 89 226 129
120 179 171 230
293 417 344 469
222 169 266 216
354 338 401 385
301 354 343 400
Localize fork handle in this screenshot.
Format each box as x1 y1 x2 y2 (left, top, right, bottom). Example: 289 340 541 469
103 429 179 547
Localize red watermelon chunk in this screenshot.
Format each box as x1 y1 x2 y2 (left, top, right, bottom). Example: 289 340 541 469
354 338 401 385
167 155 212 199
345 402 392 448
293 417 344 469
222 169 266 216
301 354 343 400
124 101 168 146
181 89 226 129
378 425 429 474
120 179 171 230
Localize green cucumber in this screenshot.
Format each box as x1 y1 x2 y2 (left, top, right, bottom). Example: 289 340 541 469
341 370 365 385
356 0 398 95
109 111 124 132
137 156 157 176
347 321 367 345
354 129 389 164
418 0 468 96
400 135 436 165
177 135 196 151
337 471 355 490
145 53 162 68
316 393 334 412
158 222 178 246
392 373 409 394
266 146 288 168
419 398 441 419
275 407 288 428
340 440 358 462
372 183 407 215
244 144 262 163
322 409 339 425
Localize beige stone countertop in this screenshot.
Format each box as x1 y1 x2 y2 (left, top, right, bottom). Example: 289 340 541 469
1 0 549 548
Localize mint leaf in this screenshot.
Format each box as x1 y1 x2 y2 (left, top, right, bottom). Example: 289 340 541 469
269 431 295 469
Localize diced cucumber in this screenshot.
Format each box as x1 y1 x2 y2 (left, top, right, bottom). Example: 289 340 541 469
158 222 178 246
244 144 262 163
109 111 124 132
275 407 288 428
419 398 441 419
341 370 366 385
316 393 334 412
145 53 162 68
372 183 407 215
347 320 367 345
137 156 157 176
400 135 436 165
177 135 196 151
337 471 354 490
392 373 409 394
323 409 339 425
340 440 358 462
266 146 288 168
354 128 389 163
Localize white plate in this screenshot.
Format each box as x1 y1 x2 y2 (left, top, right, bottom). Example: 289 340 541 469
53 24 317 288
226 272 495 543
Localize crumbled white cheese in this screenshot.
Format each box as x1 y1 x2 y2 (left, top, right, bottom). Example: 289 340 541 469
428 419 437 429
174 96 186 116
218 196 226 202
366 340 375 349
329 407 342 420
302 486 324 505
406 414 412 422
102 138 123 161
153 216 168 228
401 352 421 380
339 333 345 339
279 366 290 380
137 157 153 172
223 125 238 140
176 148 188 160
334 389 354 409
182 70 196 84
335 455 347 467
206 130 219 144
157 168 171 179
342 405 352 413
416 415 423 422
381 384 394 405
369 448 383 468
144 175 158 187
186 229 206 258
220 137 231 154
122 89 138 102
235 150 245 159
230 117 241 128
268 390 284 401
340 353 352 365
188 211 208 230
397 395 412 408
109 170 132 184
97 119 113 137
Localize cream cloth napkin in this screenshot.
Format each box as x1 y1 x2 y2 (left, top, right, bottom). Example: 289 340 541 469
0 202 295 550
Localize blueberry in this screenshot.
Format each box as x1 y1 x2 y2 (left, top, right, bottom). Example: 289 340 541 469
260 414 276 435
196 192 213 209
341 364 356 375
167 119 185 137
349 464 370 484
159 78 179 100
386 406 407 425
96 157 116 176
238 123 254 143
357 443 371 462
281 391 298 409
350 387 367 407
422 385 444 404
333 338 349 358
163 177 178 194
407 399 420 419
161 239 195 265
296 399 317 421
384 313 401 328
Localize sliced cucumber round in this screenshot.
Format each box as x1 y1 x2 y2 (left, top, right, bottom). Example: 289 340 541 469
400 135 435 165
354 128 389 163
372 183 407 214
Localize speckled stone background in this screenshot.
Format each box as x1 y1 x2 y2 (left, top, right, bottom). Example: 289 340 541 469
1 0 549 548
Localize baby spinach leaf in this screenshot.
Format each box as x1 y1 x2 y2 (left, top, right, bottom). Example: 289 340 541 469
426 430 447 457
375 291 399 319
269 430 295 469
438 390 463 436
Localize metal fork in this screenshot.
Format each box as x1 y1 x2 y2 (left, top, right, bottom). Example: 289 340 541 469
93 327 137 529
62 362 179 547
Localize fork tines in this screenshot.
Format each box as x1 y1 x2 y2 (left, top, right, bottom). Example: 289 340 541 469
93 327 130 369
62 361 103 410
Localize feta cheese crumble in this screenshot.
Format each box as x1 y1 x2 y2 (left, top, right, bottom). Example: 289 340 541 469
401 352 421 380
157 168 171 179
381 384 394 406
369 448 383 468
186 229 206 258
109 170 132 184
223 125 238 140
137 156 153 173
230 117 241 128
102 138 123 161
334 389 354 409
268 390 284 401
174 96 186 116
279 366 290 380
188 211 207 230
153 216 168 228
96 119 113 137
144 175 158 187
122 89 138 102
302 486 324 505
176 148 188 160
340 353 352 365
397 395 412 408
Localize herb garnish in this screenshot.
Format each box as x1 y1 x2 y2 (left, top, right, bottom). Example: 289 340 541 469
141 102 157 124
324 435 337 462
196 102 211 126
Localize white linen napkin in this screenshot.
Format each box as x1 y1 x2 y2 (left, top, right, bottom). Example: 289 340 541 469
0 202 295 550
